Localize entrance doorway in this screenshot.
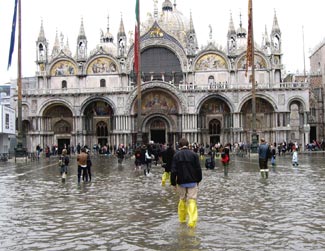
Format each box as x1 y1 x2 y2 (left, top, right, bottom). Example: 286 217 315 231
210 136 220 145
310 126 316 143
151 130 165 144
58 138 70 154
98 138 108 147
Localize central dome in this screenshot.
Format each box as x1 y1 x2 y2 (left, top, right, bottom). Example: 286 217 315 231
142 0 189 46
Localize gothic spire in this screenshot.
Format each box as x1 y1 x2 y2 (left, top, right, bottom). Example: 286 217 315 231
78 17 86 40
227 12 236 37
38 19 46 41
51 29 60 57
118 15 126 37
189 11 195 32
271 10 281 35
264 25 270 45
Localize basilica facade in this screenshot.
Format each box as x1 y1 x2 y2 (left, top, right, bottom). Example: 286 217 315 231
17 0 310 152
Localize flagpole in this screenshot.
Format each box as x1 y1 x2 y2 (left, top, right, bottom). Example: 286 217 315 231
135 0 142 146
248 0 258 152
15 0 26 158
17 0 22 145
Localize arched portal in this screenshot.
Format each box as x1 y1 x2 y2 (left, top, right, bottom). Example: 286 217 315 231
240 97 275 142
198 97 231 145
83 100 114 147
241 97 274 129
43 104 73 154
288 100 305 142
133 89 180 145
148 118 167 144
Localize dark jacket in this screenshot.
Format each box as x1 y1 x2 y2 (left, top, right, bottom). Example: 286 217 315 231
258 143 270 160
161 146 175 172
116 147 125 159
171 147 202 186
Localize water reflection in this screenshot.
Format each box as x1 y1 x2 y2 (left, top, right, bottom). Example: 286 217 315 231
0 153 324 250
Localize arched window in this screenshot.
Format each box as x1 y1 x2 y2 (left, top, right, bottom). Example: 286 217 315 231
100 79 106 87
61 80 67 89
54 120 71 133
140 47 182 84
96 121 108 136
208 75 215 84
209 119 221 135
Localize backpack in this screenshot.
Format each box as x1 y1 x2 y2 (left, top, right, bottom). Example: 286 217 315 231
58 157 63 167
64 156 69 165
205 157 215 169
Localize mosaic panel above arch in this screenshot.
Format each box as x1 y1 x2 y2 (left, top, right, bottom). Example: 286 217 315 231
241 98 274 113
43 105 72 117
133 91 178 115
50 60 77 76
200 98 231 114
84 101 114 116
87 57 117 74
195 53 228 71
237 54 267 70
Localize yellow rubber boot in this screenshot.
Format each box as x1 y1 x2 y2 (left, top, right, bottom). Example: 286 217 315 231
187 199 198 228
166 172 171 185
178 199 187 223
161 172 168 186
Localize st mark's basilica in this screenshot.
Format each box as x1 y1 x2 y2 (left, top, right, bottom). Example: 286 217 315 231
17 0 310 151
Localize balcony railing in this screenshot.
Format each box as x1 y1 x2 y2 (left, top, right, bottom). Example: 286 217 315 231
179 82 309 91
21 82 308 96
22 86 135 95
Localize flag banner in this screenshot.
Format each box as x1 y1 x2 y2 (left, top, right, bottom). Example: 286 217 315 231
8 0 19 70
246 0 253 76
134 0 140 75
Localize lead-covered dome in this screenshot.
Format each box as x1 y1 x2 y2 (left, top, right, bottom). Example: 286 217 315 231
158 1 189 45
141 0 189 47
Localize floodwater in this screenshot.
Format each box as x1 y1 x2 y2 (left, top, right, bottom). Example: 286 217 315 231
0 152 324 251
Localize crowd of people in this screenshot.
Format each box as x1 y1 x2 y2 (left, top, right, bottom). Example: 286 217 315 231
33 136 324 229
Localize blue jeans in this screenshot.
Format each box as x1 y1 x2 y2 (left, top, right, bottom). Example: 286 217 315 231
60 165 67 175
78 165 87 183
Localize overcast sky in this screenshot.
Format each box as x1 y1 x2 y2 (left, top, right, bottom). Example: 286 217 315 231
0 0 324 84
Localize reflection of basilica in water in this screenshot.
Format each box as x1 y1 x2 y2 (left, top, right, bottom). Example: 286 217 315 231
16 0 309 151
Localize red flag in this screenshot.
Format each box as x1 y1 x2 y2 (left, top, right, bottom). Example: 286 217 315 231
246 0 253 76
134 0 140 75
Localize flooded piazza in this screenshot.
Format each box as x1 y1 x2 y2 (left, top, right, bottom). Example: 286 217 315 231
0 152 324 251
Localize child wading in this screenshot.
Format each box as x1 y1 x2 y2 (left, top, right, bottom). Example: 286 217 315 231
205 151 215 170
134 147 142 170
59 149 69 182
220 145 230 176
292 147 299 166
